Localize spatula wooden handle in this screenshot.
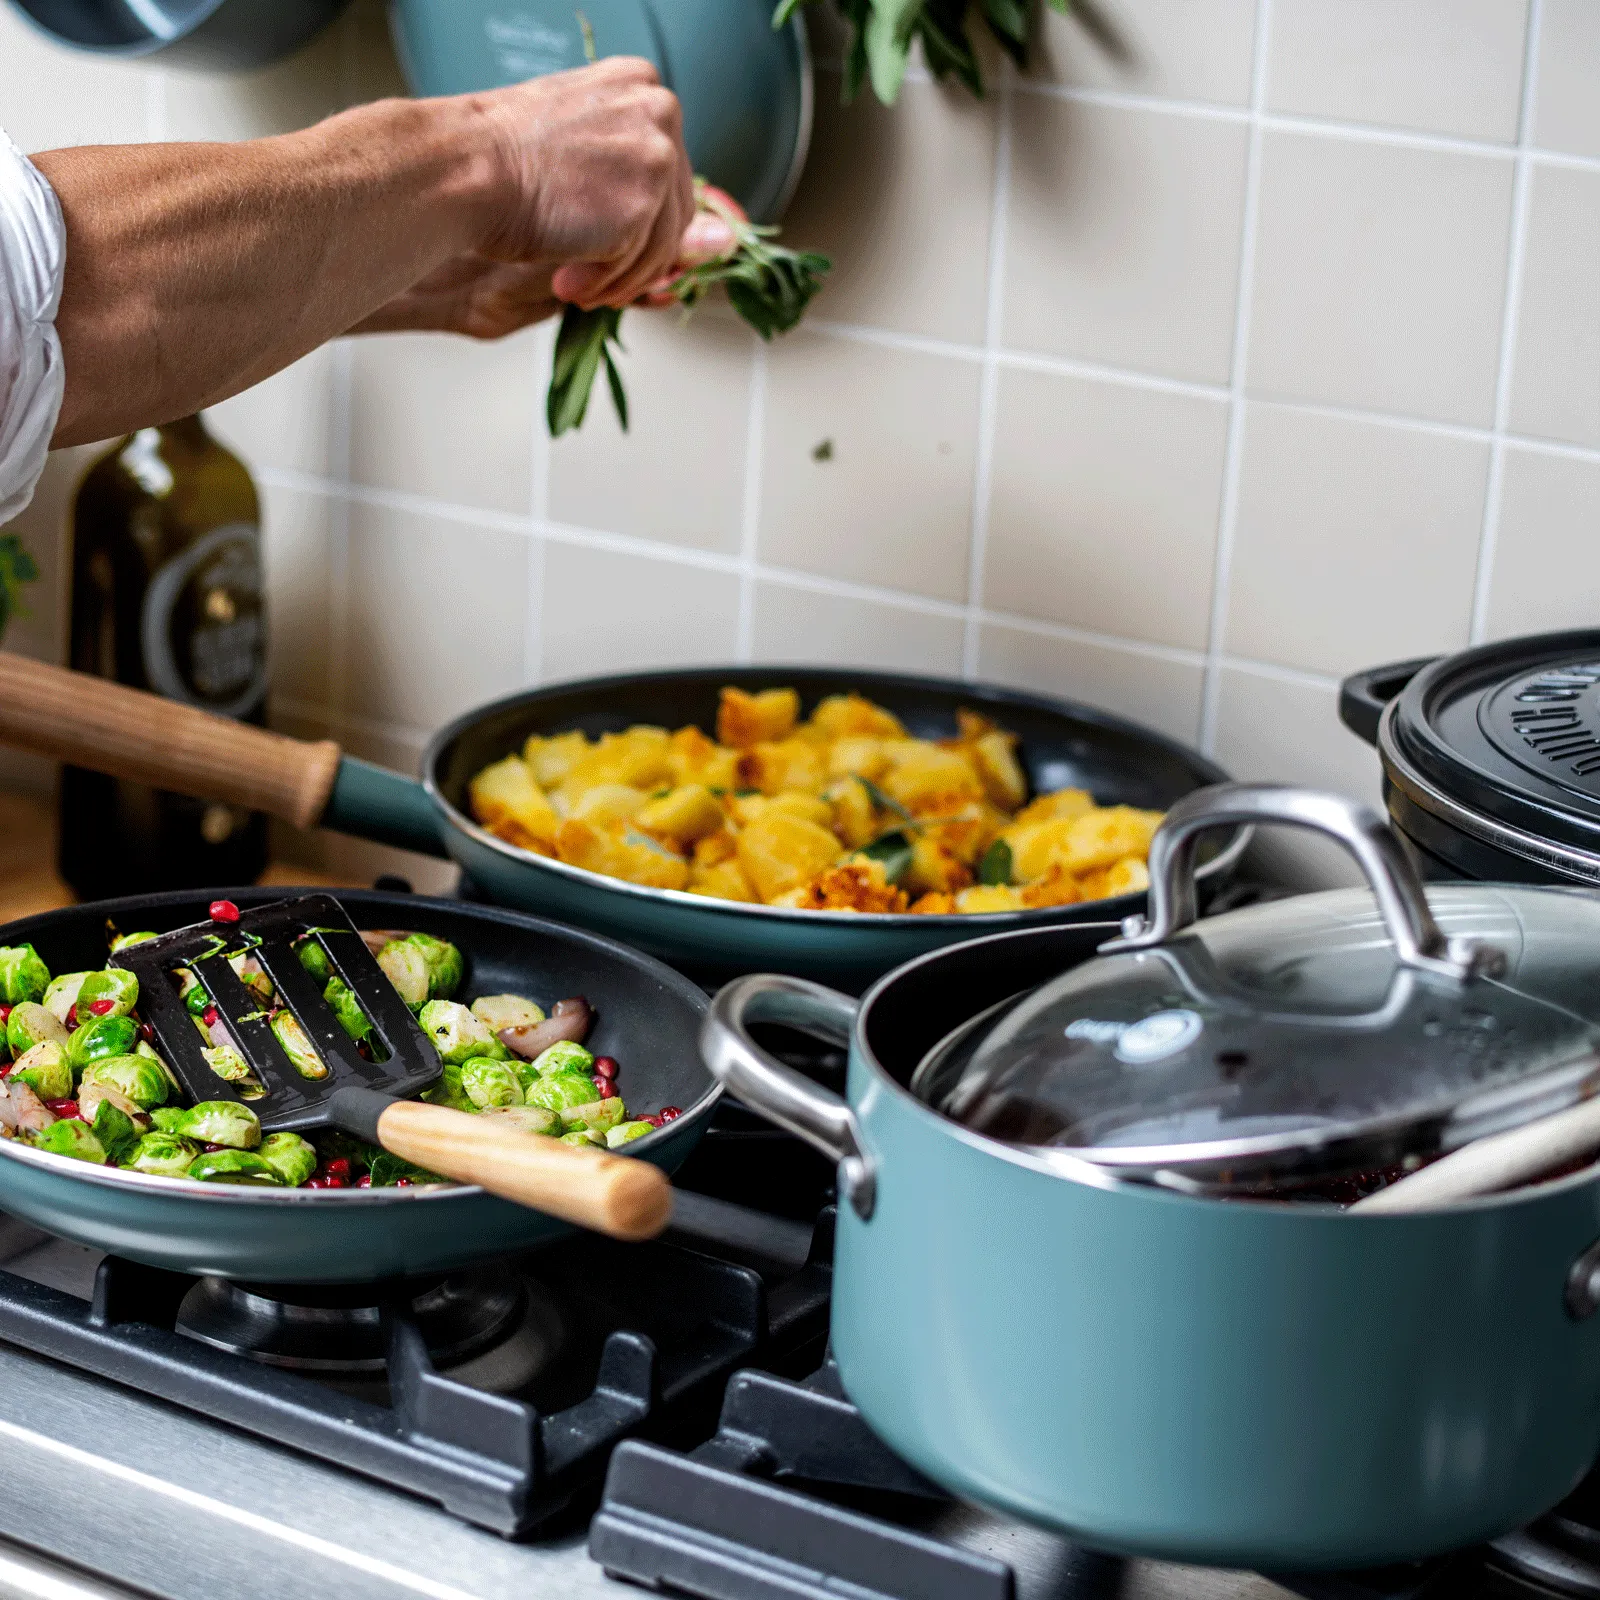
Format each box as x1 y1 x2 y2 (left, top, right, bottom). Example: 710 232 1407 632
375 1100 674 1241
0 652 342 829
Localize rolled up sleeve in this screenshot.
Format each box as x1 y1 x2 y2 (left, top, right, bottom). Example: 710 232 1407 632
0 128 65 526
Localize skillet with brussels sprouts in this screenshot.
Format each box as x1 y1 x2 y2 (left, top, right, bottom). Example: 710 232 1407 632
0 926 682 1188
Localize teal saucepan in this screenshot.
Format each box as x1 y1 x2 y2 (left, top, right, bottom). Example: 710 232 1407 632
0 655 1246 991
387 0 812 222
701 785 1600 1570
4 0 351 66
0 888 715 1282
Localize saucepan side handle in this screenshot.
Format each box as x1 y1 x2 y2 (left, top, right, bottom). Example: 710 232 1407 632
1337 656 1436 746
1103 783 1506 984
703 974 876 1220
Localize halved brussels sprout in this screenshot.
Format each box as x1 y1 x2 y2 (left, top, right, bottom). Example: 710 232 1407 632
296 939 332 985
0 946 50 1006
323 977 373 1046
134 1039 183 1096
377 940 430 1009
404 934 464 1001
202 1044 260 1090
41 971 88 1026
67 1014 139 1074
418 1001 504 1066
478 1105 558 1137
123 1131 198 1177
459 1057 523 1110
76 969 140 1019
606 1119 654 1149
259 1132 317 1187
89 1096 144 1163
188 1149 284 1185
269 1009 325 1080
32 1118 106 1164
9 1040 71 1100
79 1054 169 1110
527 1040 595 1080
562 1095 625 1135
469 995 546 1035
421 1061 473 1112
179 970 211 1016
178 1100 261 1149
559 1130 602 1148
7 1001 68 1058
108 931 157 954
149 1106 187 1134
522 1070 600 1115
229 954 275 1005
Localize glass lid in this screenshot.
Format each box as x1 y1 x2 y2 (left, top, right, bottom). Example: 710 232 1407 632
912 786 1600 1194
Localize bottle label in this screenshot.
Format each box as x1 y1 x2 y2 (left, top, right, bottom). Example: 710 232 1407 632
140 522 268 719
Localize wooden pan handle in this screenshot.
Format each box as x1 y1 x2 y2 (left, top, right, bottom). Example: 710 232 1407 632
375 1100 674 1242
0 653 342 829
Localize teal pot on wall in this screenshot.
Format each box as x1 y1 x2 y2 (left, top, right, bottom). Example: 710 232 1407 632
387 0 812 221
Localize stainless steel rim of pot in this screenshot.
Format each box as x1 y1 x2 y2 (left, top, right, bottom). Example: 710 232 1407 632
1377 699 1600 886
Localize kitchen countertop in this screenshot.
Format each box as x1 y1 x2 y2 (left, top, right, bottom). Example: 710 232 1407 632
0 790 365 926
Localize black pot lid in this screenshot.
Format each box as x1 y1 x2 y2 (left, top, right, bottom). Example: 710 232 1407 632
912 784 1600 1194
1387 630 1600 858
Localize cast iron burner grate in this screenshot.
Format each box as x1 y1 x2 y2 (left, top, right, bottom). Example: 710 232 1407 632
0 1193 833 1537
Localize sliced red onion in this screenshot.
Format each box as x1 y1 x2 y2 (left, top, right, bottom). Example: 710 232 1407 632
207 1016 235 1050
0 1080 55 1133
499 996 594 1060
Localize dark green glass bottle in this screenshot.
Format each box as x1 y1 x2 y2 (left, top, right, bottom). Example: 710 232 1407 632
60 415 269 897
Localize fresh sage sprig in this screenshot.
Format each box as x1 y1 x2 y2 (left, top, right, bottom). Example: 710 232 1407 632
0 534 39 645
773 0 1100 104
546 182 829 437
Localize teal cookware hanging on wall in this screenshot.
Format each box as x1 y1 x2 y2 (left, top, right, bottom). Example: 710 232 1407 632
386 0 812 221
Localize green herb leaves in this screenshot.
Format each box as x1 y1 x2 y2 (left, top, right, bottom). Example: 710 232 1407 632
544 184 829 437
858 830 914 884
775 0 1076 104
0 534 38 645
547 306 627 437
978 838 1013 886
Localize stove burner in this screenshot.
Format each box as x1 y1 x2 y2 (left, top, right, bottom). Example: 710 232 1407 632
175 1268 561 1388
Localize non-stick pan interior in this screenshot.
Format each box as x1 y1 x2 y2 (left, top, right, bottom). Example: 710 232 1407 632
431 666 1231 827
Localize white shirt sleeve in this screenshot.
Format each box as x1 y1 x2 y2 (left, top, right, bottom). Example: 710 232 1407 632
0 129 66 527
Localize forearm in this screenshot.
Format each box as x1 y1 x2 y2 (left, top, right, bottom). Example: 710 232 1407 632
35 97 502 445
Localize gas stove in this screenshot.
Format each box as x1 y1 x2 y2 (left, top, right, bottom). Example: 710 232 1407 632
0 1104 1596 1600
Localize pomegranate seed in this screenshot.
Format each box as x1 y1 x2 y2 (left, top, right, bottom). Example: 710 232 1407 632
202 1007 219 1028
659 1106 683 1122
65 1007 77 1029
138 1022 155 1043
204 1142 226 1153
355 1174 372 1188
593 1056 619 1080
87 998 116 1017
46 1100 79 1120
209 900 240 924
0 1064 11 1080
394 1177 414 1188
595 1079 617 1100
643 1113 664 1129
0 1004 11 1025
325 1158 352 1177
306 1174 349 1190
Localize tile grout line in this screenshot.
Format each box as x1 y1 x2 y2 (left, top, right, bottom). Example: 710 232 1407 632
1197 0 1273 758
734 337 767 662
961 59 1015 680
1468 0 1543 646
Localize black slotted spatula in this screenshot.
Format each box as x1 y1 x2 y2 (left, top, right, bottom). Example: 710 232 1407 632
113 894 671 1241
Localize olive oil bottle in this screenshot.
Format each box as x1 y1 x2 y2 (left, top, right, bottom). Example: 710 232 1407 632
60 415 269 897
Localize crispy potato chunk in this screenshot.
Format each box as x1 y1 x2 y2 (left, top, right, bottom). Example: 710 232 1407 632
826 737 892 783
737 810 843 902
973 731 1027 811
774 861 908 914
807 694 906 742
635 784 726 847
555 819 690 891
740 738 826 796
570 783 649 827
1020 865 1084 909
669 725 739 791
523 730 590 789
826 777 878 849
559 730 674 805
1014 788 1096 826
693 829 740 868
902 835 973 897
910 892 957 915
468 756 560 854
956 885 1026 913
1079 856 1152 902
718 687 800 748
881 746 983 811
1005 807 1162 881
771 791 835 827
689 858 759 902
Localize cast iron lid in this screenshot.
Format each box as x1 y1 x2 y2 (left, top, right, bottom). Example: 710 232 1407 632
911 785 1600 1193
1387 629 1600 857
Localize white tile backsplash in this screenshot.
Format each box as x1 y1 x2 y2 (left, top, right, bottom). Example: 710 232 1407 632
5 0 1597 825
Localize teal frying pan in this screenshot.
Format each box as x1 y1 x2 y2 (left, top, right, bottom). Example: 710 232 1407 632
386 0 812 221
0 654 1247 990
